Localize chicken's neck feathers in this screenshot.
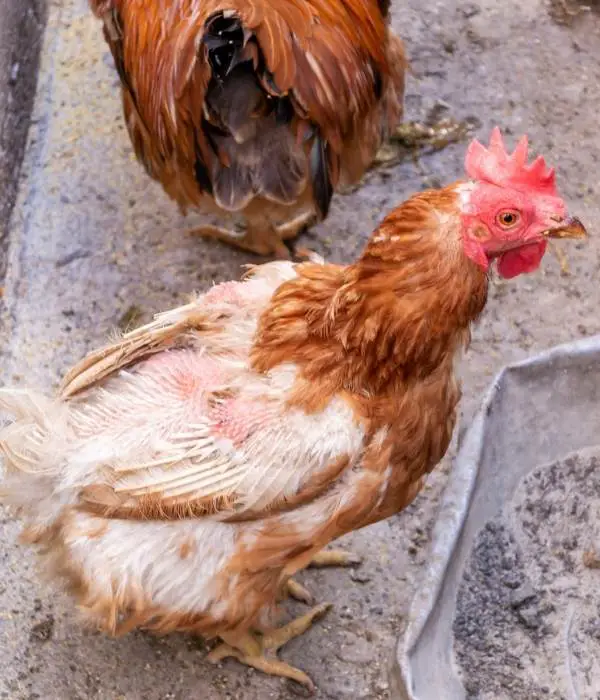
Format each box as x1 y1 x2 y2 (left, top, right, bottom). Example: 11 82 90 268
251 185 488 397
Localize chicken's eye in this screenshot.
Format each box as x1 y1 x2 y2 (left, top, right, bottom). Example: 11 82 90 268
496 210 521 228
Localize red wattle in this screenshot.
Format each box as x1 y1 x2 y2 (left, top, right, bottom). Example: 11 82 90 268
496 240 547 279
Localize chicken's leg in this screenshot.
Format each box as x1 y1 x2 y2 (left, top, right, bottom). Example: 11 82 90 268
285 548 362 604
208 602 332 690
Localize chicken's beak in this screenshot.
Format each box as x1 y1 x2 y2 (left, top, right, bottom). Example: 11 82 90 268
543 216 588 240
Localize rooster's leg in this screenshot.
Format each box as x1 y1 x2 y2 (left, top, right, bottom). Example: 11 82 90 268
276 210 316 241
191 224 290 259
286 548 362 604
208 602 332 690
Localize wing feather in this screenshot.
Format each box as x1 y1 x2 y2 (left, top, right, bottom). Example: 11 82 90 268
61 260 297 399
51 260 362 522
2 257 362 525
71 382 362 522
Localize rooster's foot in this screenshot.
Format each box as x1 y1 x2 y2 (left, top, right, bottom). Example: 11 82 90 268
190 224 290 259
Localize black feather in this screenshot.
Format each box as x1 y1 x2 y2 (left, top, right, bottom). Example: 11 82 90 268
194 154 213 194
193 125 214 194
275 97 294 125
105 10 136 107
309 134 333 220
373 68 383 100
378 0 391 18
203 12 246 80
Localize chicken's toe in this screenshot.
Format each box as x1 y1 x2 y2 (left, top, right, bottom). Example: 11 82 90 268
208 603 332 691
308 548 362 568
286 578 314 605
286 550 361 606
276 211 316 241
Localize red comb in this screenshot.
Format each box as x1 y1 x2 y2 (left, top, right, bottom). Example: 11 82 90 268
465 127 557 196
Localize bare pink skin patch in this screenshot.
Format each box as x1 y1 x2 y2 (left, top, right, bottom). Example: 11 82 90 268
141 351 227 410
203 281 245 305
209 397 278 447
141 349 278 447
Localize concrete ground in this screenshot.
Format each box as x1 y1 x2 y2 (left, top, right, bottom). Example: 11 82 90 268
0 0 46 281
0 0 599 698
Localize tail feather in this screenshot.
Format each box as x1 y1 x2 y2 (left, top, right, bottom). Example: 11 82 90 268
0 388 75 531
202 11 311 211
0 387 68 488
0 387 55 423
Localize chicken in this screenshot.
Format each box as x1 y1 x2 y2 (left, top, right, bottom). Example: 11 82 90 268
0 129 586 690
88 0 406 258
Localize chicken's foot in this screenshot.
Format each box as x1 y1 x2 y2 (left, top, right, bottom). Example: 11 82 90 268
285 549 362 604
208 602 332 691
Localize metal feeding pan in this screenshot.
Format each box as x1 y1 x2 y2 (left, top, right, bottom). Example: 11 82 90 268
392 336 600 700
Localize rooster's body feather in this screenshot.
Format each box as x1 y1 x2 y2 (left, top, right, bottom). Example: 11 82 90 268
90 0 406 255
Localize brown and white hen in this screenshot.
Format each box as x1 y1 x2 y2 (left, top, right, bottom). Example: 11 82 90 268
0 129 586 690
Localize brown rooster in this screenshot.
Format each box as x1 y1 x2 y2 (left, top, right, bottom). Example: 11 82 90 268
0 130 585 690
89 0 406 257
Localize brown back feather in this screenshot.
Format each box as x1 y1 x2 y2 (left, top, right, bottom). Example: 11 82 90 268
91 0 405 211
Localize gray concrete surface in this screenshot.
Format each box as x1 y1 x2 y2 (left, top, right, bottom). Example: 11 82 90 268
0 0 599 698
397 337 600 699
0 0 46 281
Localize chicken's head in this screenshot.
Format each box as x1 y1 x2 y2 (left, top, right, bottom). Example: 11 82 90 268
459 127 586 278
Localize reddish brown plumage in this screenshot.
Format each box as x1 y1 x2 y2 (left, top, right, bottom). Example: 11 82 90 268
252 190 487 393
89 0 406 255
245 188 488 553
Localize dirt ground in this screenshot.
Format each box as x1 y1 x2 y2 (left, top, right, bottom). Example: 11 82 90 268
0 0 599 699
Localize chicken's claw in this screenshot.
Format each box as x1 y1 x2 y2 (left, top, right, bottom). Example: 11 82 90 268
276 211 316 241
286 578 315 605
208 602 332 692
